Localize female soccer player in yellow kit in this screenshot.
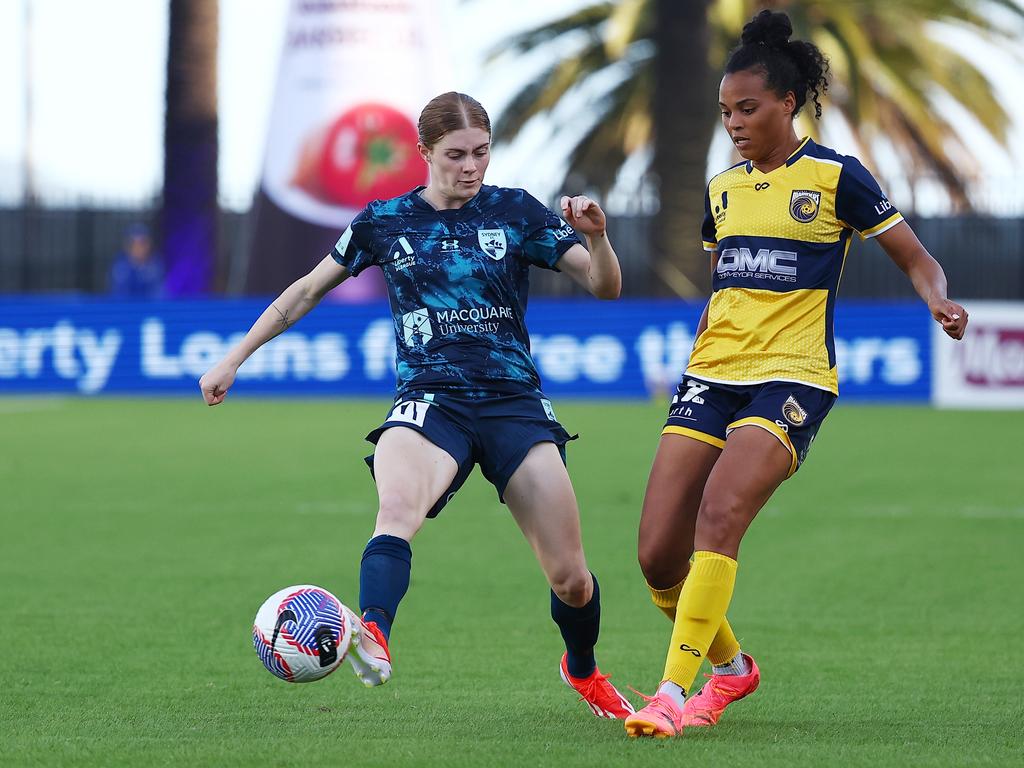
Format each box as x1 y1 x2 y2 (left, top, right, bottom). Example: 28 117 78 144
625 10 968 738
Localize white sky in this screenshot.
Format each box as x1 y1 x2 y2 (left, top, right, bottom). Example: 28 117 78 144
0 0 1021 213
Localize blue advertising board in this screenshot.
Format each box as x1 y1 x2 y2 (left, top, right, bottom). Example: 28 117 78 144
0 298 931 400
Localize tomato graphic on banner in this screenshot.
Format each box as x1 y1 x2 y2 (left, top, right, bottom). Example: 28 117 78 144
292 103 425 209
245 0 449 298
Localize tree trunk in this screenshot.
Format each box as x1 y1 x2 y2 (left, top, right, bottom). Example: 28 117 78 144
163 0 218 296
652 0 717 296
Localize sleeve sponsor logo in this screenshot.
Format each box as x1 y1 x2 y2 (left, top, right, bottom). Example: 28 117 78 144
554 218 577 241
334 225 354 255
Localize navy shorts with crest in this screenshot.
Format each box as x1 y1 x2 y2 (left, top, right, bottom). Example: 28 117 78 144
663 376 836 476
364 390 576 517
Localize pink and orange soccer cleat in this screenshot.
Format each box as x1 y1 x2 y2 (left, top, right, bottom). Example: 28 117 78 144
624 688 685 738
559 653 635 719
345 611 392 687
680 653 760 727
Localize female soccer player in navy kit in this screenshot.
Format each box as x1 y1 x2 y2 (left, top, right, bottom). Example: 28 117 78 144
200 92 634 719
624 11 969 738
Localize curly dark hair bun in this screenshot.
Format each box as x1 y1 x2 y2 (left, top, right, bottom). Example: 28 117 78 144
725 10 830 119
741 9 793 49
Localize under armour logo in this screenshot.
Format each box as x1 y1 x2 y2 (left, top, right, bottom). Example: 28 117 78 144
754 182 771 191
679 643 702 658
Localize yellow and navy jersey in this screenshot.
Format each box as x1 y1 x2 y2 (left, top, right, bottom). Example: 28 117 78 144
688 137 903 394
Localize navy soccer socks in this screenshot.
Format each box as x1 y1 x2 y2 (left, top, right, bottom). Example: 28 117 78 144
358 534 412 640
551 573 601 678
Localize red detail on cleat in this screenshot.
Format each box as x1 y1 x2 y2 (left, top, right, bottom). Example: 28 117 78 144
559 653 635 719
360 620 391 663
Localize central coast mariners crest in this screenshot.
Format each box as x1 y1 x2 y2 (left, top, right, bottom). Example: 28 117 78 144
401 308 433 346
789 189 821 223
782 395 808 426
477 228 507 260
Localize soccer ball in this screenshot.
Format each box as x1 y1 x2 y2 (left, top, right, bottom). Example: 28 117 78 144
252 585 354 683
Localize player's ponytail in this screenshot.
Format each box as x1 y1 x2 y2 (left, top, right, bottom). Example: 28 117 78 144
725 10 830 120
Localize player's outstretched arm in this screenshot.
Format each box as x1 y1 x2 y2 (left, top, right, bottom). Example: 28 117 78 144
556 194 622 299
876 221 968 340
199 254 349 405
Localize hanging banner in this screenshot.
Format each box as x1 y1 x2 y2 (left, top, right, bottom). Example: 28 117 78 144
933 301 1024 409
244 0 449 297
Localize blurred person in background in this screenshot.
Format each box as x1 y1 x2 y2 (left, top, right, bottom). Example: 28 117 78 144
200 92 635 720
109 223 164 298
625 10 969 739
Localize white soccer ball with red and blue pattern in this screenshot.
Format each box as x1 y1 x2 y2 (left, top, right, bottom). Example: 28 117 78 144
252 585 354 683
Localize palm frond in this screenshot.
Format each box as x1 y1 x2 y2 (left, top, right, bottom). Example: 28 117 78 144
491 41 614 143
485 3 614 61
489 0 1019 214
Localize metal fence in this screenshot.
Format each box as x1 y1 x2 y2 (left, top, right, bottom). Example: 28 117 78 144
0 204 1021 299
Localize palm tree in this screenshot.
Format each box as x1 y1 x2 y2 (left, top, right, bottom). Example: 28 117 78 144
163 0 219 295
492 0 1023 295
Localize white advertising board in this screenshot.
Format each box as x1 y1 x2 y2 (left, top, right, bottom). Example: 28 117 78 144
933 301 1024 409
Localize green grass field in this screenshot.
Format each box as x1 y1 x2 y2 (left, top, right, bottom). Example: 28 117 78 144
1 397 1021 767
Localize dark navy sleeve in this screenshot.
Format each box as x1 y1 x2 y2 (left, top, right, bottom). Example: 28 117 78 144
835 156 904 238
701 183 717 251
331 206 378 276
521 192 582 271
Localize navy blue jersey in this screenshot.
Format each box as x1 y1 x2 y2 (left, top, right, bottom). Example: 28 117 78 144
332 185 582 397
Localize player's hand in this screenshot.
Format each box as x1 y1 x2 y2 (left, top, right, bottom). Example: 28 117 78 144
199 361 237 406
929 297 968 340
560 195 606 238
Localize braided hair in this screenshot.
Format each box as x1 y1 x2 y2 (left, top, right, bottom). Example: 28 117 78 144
724 10 830 119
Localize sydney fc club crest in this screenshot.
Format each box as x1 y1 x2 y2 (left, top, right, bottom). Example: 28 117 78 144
401 308 433 346
789 190 821 223
477 228 507 260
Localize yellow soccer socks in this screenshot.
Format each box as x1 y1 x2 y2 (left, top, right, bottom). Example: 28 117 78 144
708 616 741 667
662 551 738 692
647 579 684 622
647 576 741 667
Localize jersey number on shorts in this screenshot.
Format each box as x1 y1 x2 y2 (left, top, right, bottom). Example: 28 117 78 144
386 400 431 428
678 380 710 405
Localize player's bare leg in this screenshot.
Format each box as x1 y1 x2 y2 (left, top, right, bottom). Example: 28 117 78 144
637 433 750 711
637 434 720 590
504 443 590 608
504 442 634 718
693 425 791 558
372 426 459 540
347 426 459 686
628 427 787 737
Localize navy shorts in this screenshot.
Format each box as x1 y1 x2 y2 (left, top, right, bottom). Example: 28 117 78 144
663 376 837 476
365 390 577 517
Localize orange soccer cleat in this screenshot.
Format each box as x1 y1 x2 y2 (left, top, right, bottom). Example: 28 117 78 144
559 653 635 719
624 688 685 738
680 653 760 726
